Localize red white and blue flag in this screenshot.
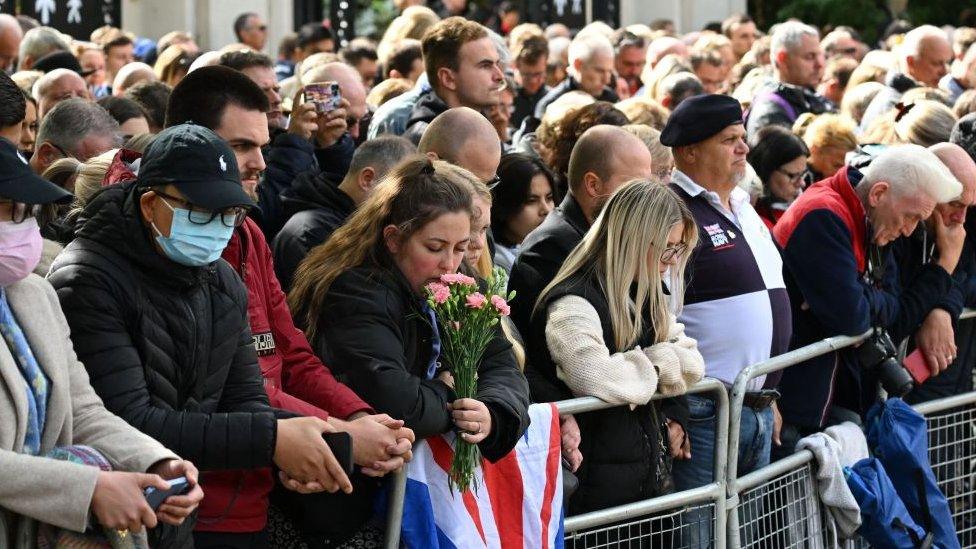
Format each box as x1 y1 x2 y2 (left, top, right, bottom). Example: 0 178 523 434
400 403 565 548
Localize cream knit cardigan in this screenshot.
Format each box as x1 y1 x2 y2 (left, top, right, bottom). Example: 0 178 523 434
545 295 705 406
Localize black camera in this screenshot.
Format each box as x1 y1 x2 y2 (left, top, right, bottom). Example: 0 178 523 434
855 329 914 397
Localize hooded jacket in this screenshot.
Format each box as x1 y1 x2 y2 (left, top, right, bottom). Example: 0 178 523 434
47 182 282 538
402 90 451 145
272 171 354 291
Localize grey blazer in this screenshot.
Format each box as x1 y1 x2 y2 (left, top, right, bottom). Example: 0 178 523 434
0 274 177 532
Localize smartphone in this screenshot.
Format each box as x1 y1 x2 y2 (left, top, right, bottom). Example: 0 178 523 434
144 476 192 511
304 81 342 114
323 431 354 476
903 348 932 385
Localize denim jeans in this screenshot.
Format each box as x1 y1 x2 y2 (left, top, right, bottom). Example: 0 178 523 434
672 395 774 547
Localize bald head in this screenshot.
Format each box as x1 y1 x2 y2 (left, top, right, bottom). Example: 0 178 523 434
418 106 500 182
0 15 21 72
648 37 689 67
901 25 952 86
932 143 976 199
33 68 89 119
568 125 653 222
303 61 367 139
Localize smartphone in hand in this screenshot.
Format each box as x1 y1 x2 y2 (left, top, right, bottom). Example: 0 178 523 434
303 81 342 114
903 348 932 385
144 477 192 511
323 431 354 475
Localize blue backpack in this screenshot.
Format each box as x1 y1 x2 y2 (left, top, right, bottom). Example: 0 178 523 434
845 458 931 548
866 398 960 549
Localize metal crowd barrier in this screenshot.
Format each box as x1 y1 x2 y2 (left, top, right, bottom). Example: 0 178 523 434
727 330 872 548
559 377 730 549
383 312 976 548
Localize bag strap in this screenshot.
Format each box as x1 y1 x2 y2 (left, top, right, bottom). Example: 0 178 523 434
914 469 934 533
744 91 799 125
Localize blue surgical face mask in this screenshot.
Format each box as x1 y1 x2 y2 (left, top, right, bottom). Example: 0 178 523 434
151 199 234 267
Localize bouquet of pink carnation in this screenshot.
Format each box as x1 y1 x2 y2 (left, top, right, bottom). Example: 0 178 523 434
425 267 514 492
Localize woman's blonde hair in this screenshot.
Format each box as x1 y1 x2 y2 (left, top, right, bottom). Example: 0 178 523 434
366 77 413 108
41 157 81 190
841 81 885 125
469 179 494 279
641 54 691 102
377 6 440 69
893 100 957 147
154 44 193 87
288 157 477 340
537 180 698 349
615 96 669 130
71 148 119 209
802 113 858 151
621 124 673 181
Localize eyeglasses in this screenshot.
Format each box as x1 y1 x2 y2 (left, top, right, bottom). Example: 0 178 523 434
0 200 38 224
661 243 688 263
777 167 809 183
252 25 267 32
153 189 249 228
486 175 501 190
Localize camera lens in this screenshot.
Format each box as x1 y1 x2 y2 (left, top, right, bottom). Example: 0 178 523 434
876 357 914 397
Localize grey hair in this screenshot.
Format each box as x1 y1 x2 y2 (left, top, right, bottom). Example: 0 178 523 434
18 27 69 70
568 32 613 66
899 25 948 60
861 143 962 203
346 135 417 183
36 98 122 155
32 68 82 101
770 21 820 58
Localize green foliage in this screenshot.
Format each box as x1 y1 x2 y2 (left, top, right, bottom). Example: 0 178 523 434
748 0 976 46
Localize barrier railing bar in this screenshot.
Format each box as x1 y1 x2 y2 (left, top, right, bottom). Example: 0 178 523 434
384 467 408 549
913 390 976 415
732 449 814 494
564 483 723 532
556 377 730 549
386 310 976 549
725 330 871 544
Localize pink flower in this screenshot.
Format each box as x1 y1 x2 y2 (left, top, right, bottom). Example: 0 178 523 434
440 273 477 286
466 292 487 309
427 282 451 304
490 295 511 316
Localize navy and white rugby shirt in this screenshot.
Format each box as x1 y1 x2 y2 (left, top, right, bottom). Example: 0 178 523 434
670 170 792 390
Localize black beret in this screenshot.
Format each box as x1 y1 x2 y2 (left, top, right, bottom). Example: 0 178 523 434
660 94 743 147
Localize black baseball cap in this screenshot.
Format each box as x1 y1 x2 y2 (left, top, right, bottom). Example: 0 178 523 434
33 50 85 75
137 123 254 210
0 138 73 205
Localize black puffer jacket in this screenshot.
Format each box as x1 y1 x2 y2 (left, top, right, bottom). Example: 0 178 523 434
313 261 531 460
530 274 678 514
47 182 279 472
272 171 353 291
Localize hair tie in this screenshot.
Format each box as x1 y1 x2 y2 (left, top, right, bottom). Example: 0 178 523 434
894 101 915 123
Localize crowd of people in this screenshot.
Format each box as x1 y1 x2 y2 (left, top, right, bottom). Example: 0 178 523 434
0 3 974 548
